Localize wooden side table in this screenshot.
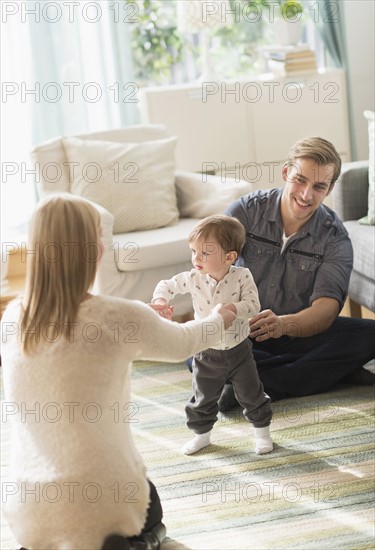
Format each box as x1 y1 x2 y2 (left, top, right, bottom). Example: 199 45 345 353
1 245 26 317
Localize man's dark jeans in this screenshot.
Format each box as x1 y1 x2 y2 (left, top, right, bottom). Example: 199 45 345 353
252 316 375 401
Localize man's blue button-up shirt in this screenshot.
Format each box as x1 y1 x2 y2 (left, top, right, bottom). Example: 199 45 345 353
226 188 353 315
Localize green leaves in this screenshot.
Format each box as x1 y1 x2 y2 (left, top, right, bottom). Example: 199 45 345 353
128 0 184 85
126 0 302 85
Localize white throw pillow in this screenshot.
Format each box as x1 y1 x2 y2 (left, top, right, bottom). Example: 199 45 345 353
360 110 375 225
63 136 179 234
175 171 253 218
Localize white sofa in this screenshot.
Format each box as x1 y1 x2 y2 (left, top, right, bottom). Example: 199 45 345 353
332 161 374 315
31 125 252 316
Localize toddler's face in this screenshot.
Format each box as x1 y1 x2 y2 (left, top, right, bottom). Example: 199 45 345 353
190 237 231 281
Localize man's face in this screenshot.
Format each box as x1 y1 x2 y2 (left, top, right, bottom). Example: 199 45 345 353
281 158 335 226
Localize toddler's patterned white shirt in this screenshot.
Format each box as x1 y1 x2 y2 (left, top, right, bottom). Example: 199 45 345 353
153 266 260 350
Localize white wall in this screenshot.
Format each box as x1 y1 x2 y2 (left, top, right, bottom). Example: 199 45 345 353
342 0 375 160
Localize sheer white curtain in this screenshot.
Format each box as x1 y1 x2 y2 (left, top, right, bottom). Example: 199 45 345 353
1 1 138 239
1 15 35 238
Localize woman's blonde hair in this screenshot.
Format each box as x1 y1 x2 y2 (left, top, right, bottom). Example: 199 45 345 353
189 214 245 255
287 136 342 187
21 194 101 353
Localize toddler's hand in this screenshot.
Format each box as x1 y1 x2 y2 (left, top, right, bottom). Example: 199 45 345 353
148 302 174 321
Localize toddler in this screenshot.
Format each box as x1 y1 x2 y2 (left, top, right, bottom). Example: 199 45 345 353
152 215 273 455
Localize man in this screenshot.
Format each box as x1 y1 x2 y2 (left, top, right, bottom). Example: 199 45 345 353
218 136 375 407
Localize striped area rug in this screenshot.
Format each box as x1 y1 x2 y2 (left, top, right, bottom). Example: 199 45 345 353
1 361 374 550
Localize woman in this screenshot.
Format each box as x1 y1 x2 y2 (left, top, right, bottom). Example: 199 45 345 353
1 194 234 550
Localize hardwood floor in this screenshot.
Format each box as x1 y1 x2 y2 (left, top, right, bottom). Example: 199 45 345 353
340 300 375 320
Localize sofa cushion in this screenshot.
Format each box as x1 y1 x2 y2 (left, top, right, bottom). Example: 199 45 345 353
63 136 179 234
344 220 375 281
175 171 253 218
113 218 198 272
360 110 375 225
31 124 170 197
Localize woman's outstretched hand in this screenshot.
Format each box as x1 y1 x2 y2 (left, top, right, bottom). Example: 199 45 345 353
214 303 236 330
148 302 174 321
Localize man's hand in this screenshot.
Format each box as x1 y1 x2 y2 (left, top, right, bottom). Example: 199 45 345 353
249 298 340 341
249 309 285 342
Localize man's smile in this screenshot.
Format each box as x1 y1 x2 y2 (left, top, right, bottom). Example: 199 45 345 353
293 196 312 209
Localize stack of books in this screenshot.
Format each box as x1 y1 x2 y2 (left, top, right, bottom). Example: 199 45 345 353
263 44 317 75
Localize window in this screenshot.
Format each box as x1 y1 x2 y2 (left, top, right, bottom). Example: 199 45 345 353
1 0 324 239
128 0 322 86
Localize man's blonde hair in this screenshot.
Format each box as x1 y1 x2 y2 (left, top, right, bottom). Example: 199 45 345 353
188 214 245 255
21 194 101 353
287 136 342 186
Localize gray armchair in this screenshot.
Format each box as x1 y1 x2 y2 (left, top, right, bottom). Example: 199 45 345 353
332 161 375 316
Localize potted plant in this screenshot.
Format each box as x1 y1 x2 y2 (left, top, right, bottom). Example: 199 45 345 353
127 0 184 86
257 0 305 45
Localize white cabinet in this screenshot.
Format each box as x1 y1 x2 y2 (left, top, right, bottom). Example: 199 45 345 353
139 69 351 187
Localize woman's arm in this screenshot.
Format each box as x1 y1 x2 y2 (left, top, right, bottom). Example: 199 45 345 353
130 301 236 363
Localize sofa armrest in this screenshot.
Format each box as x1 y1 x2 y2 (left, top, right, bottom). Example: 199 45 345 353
174 170 253 218
332 161 369 221
87 200 119 296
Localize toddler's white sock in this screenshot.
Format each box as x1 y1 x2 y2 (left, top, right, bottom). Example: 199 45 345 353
253 426 273 455
182 431 211 455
